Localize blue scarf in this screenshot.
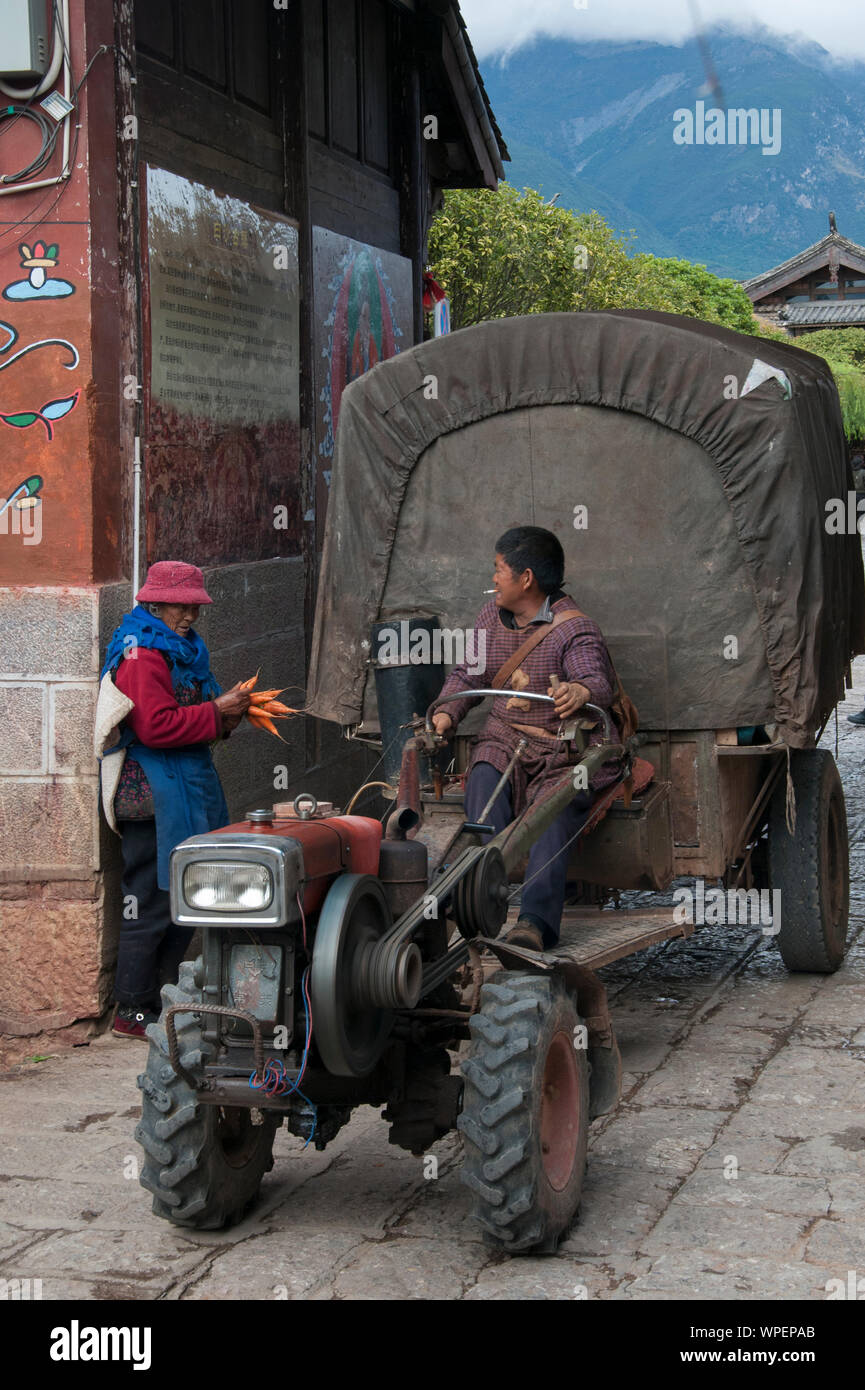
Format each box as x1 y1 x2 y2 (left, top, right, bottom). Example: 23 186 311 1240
101 605 221 698
100 605 227 889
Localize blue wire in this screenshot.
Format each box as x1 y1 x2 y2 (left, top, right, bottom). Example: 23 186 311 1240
247 965 317 1146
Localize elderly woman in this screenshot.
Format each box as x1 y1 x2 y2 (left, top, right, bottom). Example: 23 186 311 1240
97 561 251 1038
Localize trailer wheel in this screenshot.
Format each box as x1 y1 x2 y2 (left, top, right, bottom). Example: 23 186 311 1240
135 961 278 1229
768 749 849 973
458 972 588 1253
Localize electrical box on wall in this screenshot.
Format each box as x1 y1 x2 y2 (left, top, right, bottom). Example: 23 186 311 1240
0 0 50 83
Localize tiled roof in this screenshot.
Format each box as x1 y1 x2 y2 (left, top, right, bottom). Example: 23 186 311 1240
450 3 509 167
780 302 865 325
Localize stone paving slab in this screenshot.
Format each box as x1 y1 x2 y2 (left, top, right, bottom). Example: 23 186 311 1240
624 1252 837 1301
588 1106 732 1175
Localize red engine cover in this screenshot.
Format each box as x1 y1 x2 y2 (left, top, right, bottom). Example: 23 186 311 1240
218 814 382 915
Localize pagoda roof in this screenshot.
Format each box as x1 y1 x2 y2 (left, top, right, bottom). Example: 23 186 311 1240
743 220 865 301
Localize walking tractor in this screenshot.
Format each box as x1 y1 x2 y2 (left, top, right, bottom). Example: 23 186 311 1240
136 311 865 1253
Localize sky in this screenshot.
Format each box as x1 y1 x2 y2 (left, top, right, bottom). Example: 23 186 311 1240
460 0 865 64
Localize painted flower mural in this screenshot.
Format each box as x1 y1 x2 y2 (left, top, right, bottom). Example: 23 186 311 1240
3 241 75 301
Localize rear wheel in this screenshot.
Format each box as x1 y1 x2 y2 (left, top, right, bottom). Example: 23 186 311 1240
135 960 279 1229
768 749 849 973
458 972 588 1253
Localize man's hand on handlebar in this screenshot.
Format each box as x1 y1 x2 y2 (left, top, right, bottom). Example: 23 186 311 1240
432 711 454 738
548 680 590 719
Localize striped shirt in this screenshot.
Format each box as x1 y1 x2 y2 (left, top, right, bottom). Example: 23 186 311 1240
435 594 621 805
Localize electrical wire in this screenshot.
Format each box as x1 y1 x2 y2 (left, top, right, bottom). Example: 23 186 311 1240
0 106 61 184
0 30 111 241
0 0 111 218
0 115 78 247
248 965 317 1146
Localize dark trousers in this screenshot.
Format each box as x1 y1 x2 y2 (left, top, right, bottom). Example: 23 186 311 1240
465 761 593 948
115 819 193 1009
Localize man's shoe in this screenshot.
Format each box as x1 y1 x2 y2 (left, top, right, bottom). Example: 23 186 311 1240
848 709 865 725
112 1004 158 1039
502 919 545 952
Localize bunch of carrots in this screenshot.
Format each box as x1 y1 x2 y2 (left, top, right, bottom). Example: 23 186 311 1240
239 670 300 741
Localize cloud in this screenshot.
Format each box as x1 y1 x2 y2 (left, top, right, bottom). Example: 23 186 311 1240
460 0 865 64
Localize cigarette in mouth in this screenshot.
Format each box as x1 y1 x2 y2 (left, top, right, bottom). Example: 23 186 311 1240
483 589 496 594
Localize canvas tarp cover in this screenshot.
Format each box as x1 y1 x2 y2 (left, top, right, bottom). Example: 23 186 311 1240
306 310 865 747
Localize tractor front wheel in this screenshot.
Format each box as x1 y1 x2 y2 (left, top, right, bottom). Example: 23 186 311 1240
135 960 279 1229
458 972 589 1253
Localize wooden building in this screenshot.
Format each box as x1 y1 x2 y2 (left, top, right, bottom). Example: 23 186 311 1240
743 213 865 336
0 0 506 1039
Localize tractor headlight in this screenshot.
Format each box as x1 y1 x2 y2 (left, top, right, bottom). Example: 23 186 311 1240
169 833 304 928
182 861 273 912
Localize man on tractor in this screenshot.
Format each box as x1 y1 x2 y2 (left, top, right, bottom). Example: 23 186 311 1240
431 526 627 952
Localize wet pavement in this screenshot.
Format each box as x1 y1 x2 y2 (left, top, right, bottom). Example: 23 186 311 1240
1 672 864 1301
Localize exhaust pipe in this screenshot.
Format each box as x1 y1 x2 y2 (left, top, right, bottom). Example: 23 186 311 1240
385 740 421 840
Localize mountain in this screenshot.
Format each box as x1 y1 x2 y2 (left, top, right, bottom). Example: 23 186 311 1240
479 28 865 279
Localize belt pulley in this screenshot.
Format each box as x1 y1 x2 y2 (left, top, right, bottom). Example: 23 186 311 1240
309 874 395 1078
452 845 510 939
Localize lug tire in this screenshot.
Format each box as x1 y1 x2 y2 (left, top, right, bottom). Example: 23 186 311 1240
458 972 588 1254
768 749 849 973
135 959 279 1229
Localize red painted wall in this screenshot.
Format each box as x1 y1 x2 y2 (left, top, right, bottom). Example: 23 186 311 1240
0 0 121 586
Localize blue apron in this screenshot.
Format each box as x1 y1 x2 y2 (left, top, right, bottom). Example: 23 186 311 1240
129 741 229 890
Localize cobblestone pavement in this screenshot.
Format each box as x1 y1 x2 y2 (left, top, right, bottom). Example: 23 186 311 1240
2 671 864 1302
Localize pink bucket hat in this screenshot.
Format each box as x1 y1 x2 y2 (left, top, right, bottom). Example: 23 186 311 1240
135 560 213 605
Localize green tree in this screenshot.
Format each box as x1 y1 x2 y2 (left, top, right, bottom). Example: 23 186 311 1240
632 256 756 332
790 327 865 369
427 185 584 329
428 186 758 333
790 329 865 440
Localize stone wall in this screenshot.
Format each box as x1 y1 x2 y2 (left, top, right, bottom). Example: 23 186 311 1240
0 559 373 1039
0 586 104 1035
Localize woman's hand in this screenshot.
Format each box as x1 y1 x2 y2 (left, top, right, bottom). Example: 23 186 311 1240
214 683 252 723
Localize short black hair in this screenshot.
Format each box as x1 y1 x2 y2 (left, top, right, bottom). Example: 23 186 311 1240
495 526 565 596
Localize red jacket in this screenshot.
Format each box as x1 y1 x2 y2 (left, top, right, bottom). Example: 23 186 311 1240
114 649 221 746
